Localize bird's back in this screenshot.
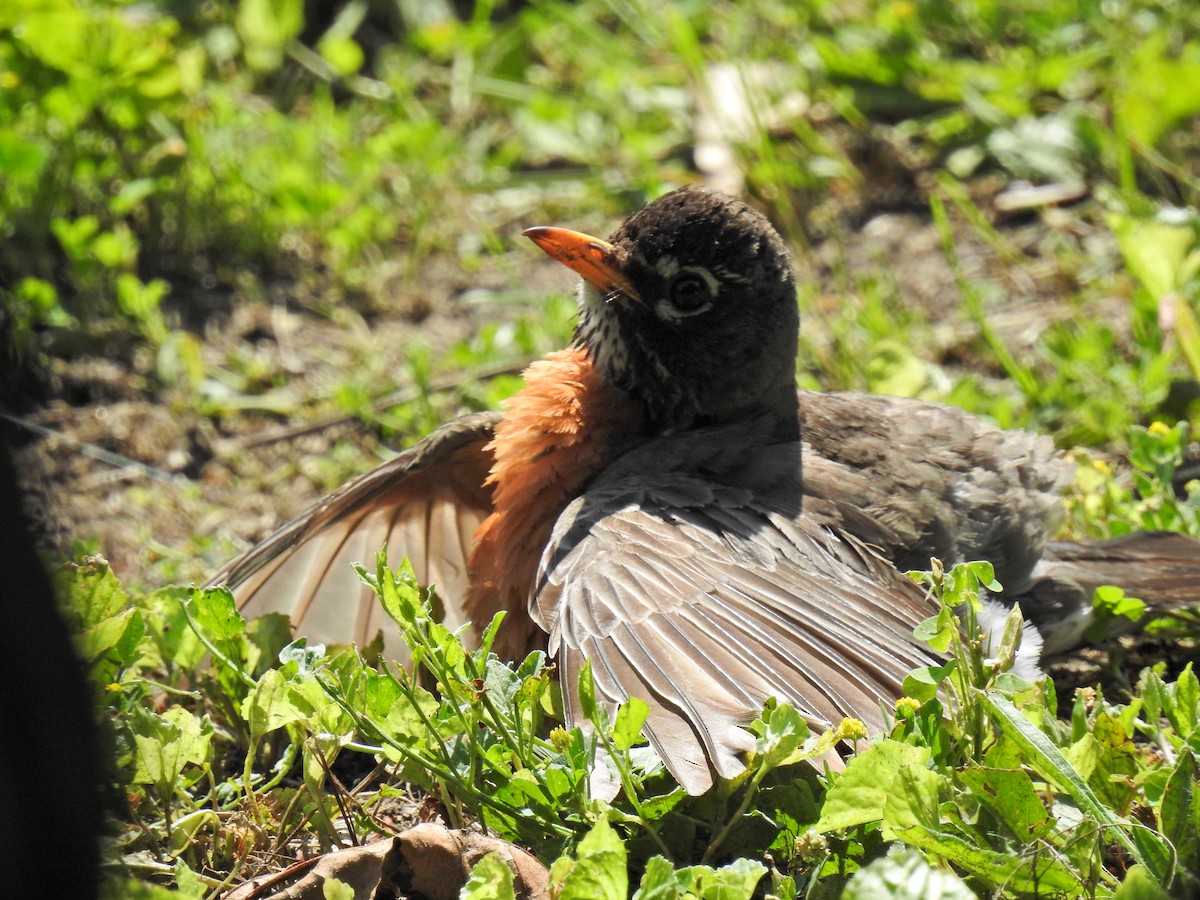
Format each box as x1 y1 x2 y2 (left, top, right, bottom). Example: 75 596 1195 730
798 390 1072 593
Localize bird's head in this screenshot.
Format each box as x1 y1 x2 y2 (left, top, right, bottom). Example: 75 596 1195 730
525 185 799 434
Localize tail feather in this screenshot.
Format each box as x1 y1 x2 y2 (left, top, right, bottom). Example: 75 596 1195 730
1012 531 1200 655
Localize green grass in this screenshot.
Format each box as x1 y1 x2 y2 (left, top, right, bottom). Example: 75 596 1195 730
4 0 1200 896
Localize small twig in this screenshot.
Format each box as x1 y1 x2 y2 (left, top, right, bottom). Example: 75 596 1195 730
220 357 532 453
1 411 190 488
312 741 361 847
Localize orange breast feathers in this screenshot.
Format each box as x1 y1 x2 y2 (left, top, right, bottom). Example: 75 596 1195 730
466 347 644 659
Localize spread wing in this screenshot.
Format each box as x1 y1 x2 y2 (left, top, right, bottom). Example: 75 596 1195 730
208 412 500 652
533 422 939 794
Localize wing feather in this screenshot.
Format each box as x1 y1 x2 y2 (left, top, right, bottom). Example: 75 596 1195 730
537 423 939 793
207 413 499 652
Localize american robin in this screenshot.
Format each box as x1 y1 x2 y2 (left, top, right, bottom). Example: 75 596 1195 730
211 185 1200 794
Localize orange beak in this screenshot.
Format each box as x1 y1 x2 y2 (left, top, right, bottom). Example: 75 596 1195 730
523 226 641 301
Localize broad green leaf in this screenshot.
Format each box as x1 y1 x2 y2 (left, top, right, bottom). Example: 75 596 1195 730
1108 214 1194 300
131 706 212 788
1113 38 1200 148
461 853 516 900
1113 866 1172 900
816 740 931 832
554 818 627 900
685 857 767 899
1095 585 1146 620
484 656 522 706
1129 829 1175 893
903 661 955 704
962 560 1002 593
236 0 304 71
959 767 1049 841
891 822 1084 895
1174 665 1199 739
241 668 314 738
844 847 974 900
756 702 806 768
914 609 956 652
62 558 129 627
633 855 685 900
169 810 219 855
144 587 206 671
318 35 364 77
881 763 941 840
187 586 245 643
79 606 144 666
1160 749 1198 866
613 697 649 752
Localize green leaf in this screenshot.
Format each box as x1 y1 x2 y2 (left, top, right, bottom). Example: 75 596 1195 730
633 855 685 900
318 35 363 77
958 767 1049 841
844 847 975 900
1113 866 1172 900
1108 213 1194 300
881 763 942 840
131 706 213 789
368 553 427 631
685 857 767 899
187 586 246 643
173 857 206 899
1173 665 1199 739
554 818 627 900
1092 585 1147 624
577 658 599 725
913 609 956 653
461 852 517 900
241 668 315 739
61 558 130 628
613 697 649 751
1113 38 1200 148
79 606 144 666
1160 749 1198 869
902 661 955 704
1171 294 1200 381
755 702 806 769
144 587 206 671
889 821 1084 895
816 740 932 832
236 0 304 71
963 560 1002 592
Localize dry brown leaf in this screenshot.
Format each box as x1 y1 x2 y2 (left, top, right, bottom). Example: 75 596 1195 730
223 824 549 900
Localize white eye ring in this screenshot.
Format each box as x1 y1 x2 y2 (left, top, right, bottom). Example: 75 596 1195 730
657 266 717 320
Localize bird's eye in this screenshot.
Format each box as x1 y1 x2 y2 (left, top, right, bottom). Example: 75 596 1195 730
668 272 712 313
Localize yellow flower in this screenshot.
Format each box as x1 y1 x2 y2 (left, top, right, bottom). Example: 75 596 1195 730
549 726 573 752
836 717 868 741
1148 421 1171 437
894 696 922 718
